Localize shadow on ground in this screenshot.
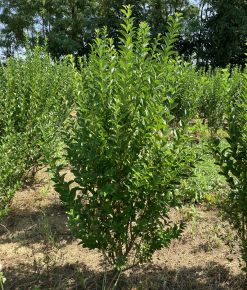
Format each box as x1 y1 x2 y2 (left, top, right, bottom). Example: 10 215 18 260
3 261 246 290
0 203 73 245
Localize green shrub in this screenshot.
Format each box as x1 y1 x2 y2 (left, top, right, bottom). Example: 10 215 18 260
164 59 202 124
200 68 230 133
0 46 77 217
214 66 247 272
52 6 197 271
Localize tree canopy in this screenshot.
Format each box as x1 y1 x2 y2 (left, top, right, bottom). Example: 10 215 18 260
0 0 246 67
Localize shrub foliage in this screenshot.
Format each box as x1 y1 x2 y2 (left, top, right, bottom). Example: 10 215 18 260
215 67 247 272
0 46 76 216
200 68 230 133
52 6 197 270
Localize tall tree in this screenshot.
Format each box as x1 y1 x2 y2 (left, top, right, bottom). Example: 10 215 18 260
0 0 97 58
0 0 38 57
0 0 205 60
42 0 97 57
205 0 247 68
188 0 247 68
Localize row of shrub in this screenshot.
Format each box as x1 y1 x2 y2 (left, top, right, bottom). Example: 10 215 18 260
0 46 78 216
0 5 246 276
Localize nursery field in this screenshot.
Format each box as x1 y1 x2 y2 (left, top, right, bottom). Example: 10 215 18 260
0 6 246 290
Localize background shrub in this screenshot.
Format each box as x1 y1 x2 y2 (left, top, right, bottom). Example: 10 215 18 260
0 46 77 217
199 68 230 134
164 59 202 125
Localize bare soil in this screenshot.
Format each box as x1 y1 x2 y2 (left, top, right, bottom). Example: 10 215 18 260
0 171 246 290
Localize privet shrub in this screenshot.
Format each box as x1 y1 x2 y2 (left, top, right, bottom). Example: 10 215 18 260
200 68 230 133
215 67 247 272
53 6 197 271
164 59 202 124
0 46 77 217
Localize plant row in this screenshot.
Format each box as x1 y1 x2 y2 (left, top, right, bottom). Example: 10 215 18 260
0 5 246 276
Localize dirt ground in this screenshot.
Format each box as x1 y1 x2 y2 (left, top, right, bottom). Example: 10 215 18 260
0 171 246 290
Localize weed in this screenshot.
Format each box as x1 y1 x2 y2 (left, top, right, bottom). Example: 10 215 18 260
0 269 6 290
181 205 202 236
